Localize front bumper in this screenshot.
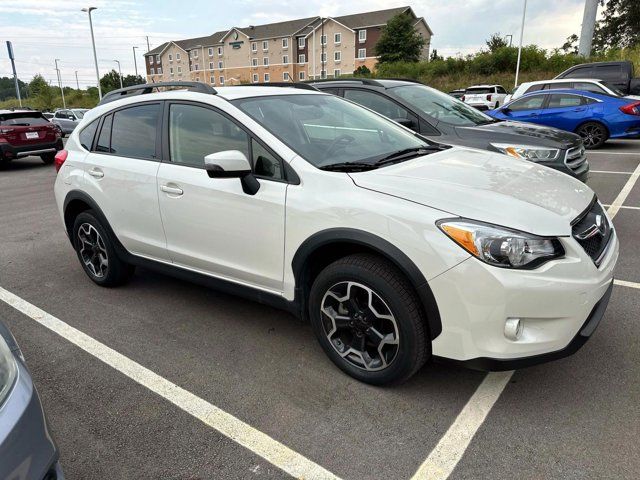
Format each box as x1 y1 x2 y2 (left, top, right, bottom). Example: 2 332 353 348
429 228 618 368
0 138 63 161
0 360 63 480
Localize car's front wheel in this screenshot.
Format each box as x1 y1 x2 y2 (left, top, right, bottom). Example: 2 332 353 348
309 254 430 385
72 211 134 287
576 121 608 149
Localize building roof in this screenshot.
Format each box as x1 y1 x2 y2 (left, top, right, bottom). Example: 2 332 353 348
236 16 319 40
333 6 410 28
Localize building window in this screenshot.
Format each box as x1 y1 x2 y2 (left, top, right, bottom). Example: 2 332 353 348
194 63 199 70
298 37 305 48
282 55 289 64
283 72 290 81
209 62 214 70
298 54 305 64
219 76 224 85
252 73 259 83
218 46 223 56
321 34 327 45
170 67 174 74
168 54 173 61
177 66 182 73
210 75 215 84
358 48 366 59
334 51 341 62
333 69 341 77
176 53 181 61
262 40 269 51
149 56 154 64
321 52 327 62
195 77 200 82
359 30 367 42
251 42 257 52
192 50 198 58
334 33 341 44
264 73 270 82
252 58 258 67
157 67 162 74
299 71 305 81
208 47 214 56
263 57 269 66
282 38 288 49
150 67 154 74
320 70 327 79
218 61 223 69
155 54 160 62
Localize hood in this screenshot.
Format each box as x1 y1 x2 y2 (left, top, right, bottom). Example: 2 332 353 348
455 120 581 149
349 147 594 236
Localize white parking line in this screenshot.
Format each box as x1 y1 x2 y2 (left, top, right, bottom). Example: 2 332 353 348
602 205 640 211
0 286 341 480
590 170 632 175
587 150 640 155
410 188 640 480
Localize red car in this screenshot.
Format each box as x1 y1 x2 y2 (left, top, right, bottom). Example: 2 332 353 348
0 109 64 166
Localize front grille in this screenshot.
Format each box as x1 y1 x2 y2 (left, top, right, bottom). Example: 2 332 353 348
565 144 587 171
572 199 612 266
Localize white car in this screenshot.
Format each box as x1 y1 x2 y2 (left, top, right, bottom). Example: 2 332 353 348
462 84 508 110
506 78 640 103
53 83 618 385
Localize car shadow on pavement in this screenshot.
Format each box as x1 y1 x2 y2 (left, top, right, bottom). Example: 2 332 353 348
0 158 51 171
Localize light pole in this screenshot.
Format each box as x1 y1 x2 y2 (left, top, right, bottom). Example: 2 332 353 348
514 0 527 88
82 7 102 99
75 70 80 89
114 60 123 89
54 59 66 109
132 46 139 77
505 34 513 48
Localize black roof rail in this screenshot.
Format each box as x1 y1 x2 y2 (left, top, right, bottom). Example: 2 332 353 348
236 82 319 91
306 77 385 87
98 82 217 106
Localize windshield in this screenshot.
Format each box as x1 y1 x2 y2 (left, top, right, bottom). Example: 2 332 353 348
72 109 87 119
602 82 625 97
233 94 429 168
392 84 494 126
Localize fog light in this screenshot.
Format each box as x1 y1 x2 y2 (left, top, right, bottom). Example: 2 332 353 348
504 318 523 341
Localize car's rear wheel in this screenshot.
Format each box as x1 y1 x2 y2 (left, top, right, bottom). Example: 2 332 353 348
576 122 608 149
41 153 55 165
309 253 429 385
72 211 134 287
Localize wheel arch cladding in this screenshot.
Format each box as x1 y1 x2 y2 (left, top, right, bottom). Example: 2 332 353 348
291 228 442 339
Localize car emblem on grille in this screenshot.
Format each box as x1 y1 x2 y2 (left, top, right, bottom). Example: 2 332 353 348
575 214 607 240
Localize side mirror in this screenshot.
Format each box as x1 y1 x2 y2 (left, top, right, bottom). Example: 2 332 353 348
395 118 415 129
204 150 260 195
500 107 511 115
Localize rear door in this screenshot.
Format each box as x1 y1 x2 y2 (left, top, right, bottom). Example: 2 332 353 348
82 102 169 261
537 93 590 130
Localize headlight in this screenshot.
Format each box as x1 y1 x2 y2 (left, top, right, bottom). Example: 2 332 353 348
0 334 17 405
437 219 565 269
491 143 559 162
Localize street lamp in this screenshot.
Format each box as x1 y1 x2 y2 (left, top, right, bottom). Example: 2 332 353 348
132 46 139 77
81 6 101 99
54 59 66 109
514 0 527 88
114 59 123 89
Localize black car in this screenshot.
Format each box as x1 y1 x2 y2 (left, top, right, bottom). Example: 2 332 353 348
309 78 589 182
555 60 640 96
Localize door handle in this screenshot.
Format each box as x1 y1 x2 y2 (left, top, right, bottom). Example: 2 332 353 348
88 168 104 178
161 184 184 196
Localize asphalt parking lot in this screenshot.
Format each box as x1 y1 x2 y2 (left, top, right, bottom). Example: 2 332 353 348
1 141 639 480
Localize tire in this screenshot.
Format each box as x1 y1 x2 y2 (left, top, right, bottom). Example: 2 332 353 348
72 211 134 287
576 121 608 149
41 153 55 165
308 253 430 385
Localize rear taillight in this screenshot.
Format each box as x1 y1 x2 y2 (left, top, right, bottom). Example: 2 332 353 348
486 94 492 101
461 95 465 102
619 101 640 116
54 150 68 172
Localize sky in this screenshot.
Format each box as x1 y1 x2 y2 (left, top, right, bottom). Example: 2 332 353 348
0 0 597 89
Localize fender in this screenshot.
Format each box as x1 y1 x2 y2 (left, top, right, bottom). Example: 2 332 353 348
291 228 442 339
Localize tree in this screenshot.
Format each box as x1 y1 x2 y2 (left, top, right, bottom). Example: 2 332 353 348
485 33 509 52
27 74 55 110
353 65 371 76
430 49 443 61
592 0 640 51
123 74 144 87
375 13 426 63
0 76 27 102
560 34 579 54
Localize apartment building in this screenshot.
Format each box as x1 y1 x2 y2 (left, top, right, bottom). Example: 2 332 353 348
144 6 432 86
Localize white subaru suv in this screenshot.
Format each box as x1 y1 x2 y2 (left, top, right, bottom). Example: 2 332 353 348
53 82 618 385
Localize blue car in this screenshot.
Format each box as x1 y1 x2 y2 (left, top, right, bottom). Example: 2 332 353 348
487 89 640 149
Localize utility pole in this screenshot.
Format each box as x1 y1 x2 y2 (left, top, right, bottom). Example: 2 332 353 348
514 0 527 88
82 7 102 99
578 0 599 57
5 41 22 107
114 60 123 89
75 70 80 89
132 46 139 77
54 59 67 109
146 36 150 53
505 34 513 47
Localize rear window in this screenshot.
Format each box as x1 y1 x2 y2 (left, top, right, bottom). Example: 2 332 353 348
595 65 622 80
0 113 49 126
465 87 494 94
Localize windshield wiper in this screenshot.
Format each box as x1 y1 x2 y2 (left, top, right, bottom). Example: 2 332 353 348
319 161 376 172
373 146 439 166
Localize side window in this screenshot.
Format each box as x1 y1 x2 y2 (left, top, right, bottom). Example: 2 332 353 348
169 103 249 168
547 94 583 108
496 86 507 94
574 82 606 94
583 96 599 105
110 104 161 159
95 114 112 153
551 82 573 89
595 65 622 81
79 119 99 151
508 95 545 111
564 66 594 79
524 84 545 94
252 139 283 180
344 89 410 120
